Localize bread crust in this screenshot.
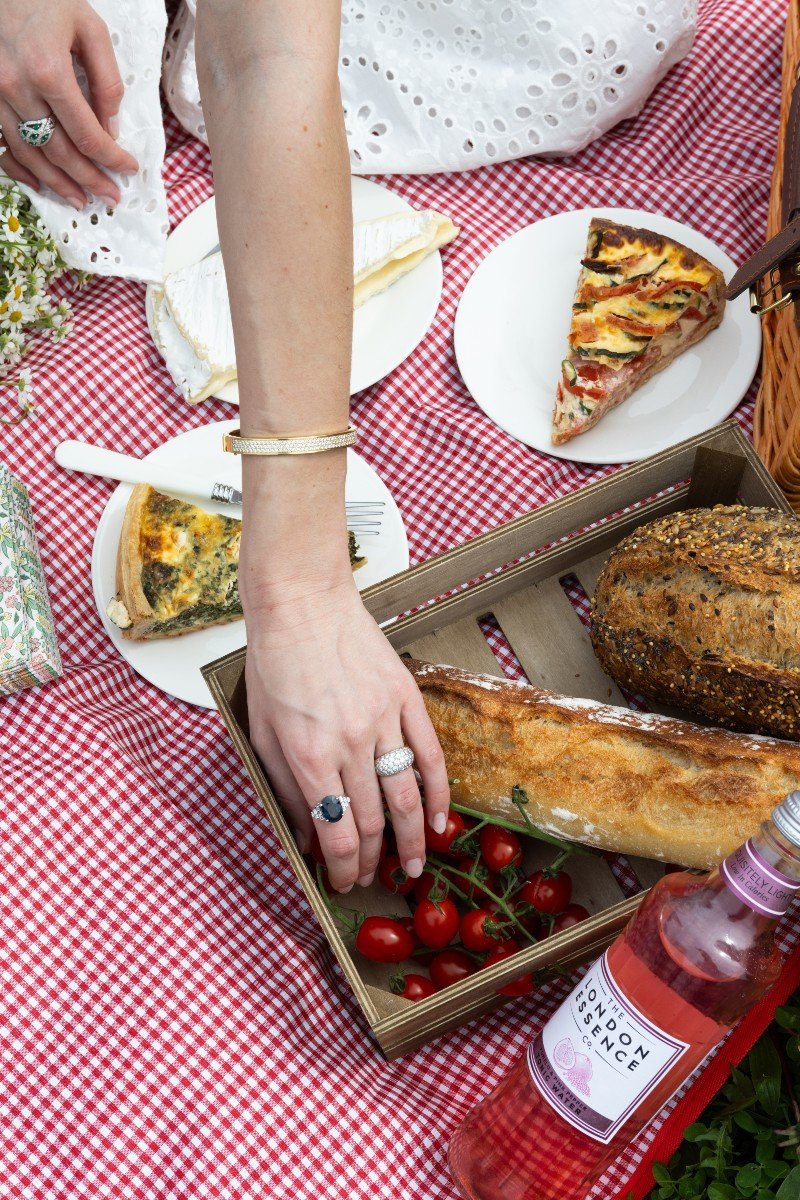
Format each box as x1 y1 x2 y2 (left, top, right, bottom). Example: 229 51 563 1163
405 657 800 868
590 505 800 739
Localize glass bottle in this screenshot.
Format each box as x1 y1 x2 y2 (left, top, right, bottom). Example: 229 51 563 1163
449 792 800 1200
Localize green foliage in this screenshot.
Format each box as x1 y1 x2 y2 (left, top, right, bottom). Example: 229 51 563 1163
648 989 800 1200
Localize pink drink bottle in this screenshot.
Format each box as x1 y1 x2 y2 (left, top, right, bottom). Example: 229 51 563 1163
449 792 800 1200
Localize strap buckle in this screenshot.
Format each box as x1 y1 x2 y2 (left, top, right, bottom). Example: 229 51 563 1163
749 267 796 315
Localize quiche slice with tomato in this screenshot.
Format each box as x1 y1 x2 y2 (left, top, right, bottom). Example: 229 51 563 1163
552 218 726 446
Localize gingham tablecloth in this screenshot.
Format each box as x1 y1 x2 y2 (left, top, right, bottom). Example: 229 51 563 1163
1 2 793 1197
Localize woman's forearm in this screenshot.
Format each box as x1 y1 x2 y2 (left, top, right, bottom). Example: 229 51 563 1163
196 0 352 598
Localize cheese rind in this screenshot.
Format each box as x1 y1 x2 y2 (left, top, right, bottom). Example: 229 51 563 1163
353 210 458 306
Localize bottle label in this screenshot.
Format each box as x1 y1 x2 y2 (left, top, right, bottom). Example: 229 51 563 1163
720 840 798 918
527 953 689 1145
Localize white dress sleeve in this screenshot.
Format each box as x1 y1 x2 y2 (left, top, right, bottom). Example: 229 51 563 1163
164 0 697 175
7 0 170 282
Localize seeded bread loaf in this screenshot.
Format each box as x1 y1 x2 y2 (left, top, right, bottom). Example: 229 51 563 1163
590 505 800 740
406 658 800 869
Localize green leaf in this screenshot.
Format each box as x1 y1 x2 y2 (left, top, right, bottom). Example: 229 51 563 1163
776 1166 800 1199
749 1034 783 1117
683 1123 707 1142
735 1111 762 1133
707 1184 738 1200
652 1164 672 1185
736 1164 763 1197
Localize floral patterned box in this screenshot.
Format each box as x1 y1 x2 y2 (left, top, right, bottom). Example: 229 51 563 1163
0 463 61 695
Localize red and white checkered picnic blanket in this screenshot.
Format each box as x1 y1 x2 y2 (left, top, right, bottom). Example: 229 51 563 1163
2 2 796 1197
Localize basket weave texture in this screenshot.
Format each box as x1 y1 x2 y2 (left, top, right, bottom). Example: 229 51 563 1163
755 0 800 510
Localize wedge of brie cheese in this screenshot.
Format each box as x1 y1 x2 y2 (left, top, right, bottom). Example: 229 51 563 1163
353 209 458 307
155 207 458 403
152 288 223 405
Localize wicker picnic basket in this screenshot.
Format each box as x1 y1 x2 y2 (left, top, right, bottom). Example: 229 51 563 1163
754 0 800 511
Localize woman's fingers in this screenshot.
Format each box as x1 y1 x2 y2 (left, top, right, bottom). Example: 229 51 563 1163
341 758 385 887
0 141 40 191
377 740 426 879
402 690 450 833
254 725 313 854
0 98 85 207
43 73 138 177
74 7 127 141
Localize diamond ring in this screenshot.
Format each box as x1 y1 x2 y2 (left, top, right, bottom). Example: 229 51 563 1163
310 794 351 823
18 116 56 148
375 747 415 778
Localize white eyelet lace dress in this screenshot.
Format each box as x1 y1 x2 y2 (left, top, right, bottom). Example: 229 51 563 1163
6 0 696 281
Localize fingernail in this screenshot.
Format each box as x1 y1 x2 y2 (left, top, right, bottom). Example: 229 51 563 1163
68 197 85 210
109 115 120 140
122 163 140 176
357 872 375 888
98 194 118 209
293 828 309 855
405 858 424 879
432 813 447 835
338 883 354 894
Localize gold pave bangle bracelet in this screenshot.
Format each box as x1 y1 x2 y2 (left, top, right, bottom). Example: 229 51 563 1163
222 425 358 456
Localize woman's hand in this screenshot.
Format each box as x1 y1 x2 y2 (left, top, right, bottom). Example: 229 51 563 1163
244 577 451 892
0 0 138 208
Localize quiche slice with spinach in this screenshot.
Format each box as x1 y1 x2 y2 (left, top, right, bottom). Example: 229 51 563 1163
552 218 726 445
107 485 365 640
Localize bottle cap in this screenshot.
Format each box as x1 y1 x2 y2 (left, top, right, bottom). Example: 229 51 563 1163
772 791 800 847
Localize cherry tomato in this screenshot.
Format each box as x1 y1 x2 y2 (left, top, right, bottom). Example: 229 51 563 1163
429 948 478 989
497 972 534 997
518 869 573 915
378 835 389 861
397 917 420 946
481 938 521 966
378 855 414 895
414 871 449 903
424 810 466 855
510 900 542 938
480 939 533 996
479 826 523 873
355 916 416 963
391 973 438 1001
551 904 591 935
308 831 326 866
459 908 506 952
413 897 460 949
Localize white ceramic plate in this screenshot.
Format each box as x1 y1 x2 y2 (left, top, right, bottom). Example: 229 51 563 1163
454 207 761 465
91 420 409 709
146 177 445 402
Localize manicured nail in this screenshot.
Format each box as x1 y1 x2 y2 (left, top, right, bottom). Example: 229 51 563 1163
338 883 354 894
109 115 120 140
122 162 140 175
98 194 118 209
357 872 375 887
68 197 85 210
293 828 309 855
405 858 424 879
431 813 447 835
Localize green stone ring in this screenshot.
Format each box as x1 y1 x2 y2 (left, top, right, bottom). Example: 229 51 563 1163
17 116 56 148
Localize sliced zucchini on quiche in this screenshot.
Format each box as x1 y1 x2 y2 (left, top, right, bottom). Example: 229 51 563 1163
107 485 365 640
553 218 726 446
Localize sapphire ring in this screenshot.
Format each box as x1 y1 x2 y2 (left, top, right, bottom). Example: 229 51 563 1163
310 794 351 823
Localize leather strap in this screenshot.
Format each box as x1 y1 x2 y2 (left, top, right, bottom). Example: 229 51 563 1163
727 74 800 324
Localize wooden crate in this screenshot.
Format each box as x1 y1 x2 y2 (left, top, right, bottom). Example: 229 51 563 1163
202 421 791 1059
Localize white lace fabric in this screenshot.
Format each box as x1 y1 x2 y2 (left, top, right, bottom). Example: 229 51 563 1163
165 0 697 173
4 0 169 283
15 0 697 281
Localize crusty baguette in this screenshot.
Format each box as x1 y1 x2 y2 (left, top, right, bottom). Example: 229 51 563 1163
590 505 800 740
405 658 800 869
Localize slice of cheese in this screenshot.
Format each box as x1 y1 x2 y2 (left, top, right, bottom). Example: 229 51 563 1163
155 208 458 402
353 209 458 307
152 288 231 404
163 253 236 377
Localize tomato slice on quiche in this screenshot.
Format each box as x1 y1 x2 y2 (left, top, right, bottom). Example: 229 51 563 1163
552 218 726 446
